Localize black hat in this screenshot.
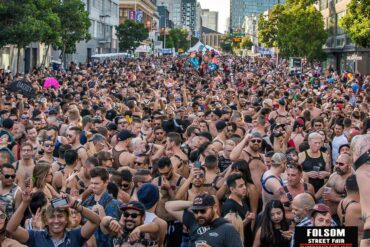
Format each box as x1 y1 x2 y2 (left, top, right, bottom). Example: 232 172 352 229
117 130 136 142
120 201 145 215
190 194 215 210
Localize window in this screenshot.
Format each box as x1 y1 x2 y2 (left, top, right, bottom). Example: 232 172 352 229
336 11 345 35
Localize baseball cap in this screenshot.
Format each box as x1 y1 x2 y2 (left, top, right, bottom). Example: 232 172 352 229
106 122 117 131
190 194 215 210
137 183 160 210
120 201 146 215
212 108 223 118
311 203 331 216
117 130 136 142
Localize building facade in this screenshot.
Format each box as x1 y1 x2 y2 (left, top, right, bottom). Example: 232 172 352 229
71 0 120 62
243 14 258 44
158 5 173 29
201 9 218 32
202 27 222 50
230 0 284 31
160 0 182 27
319 0 370 74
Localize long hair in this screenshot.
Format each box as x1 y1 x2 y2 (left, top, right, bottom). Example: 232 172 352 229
224 212 244 246
231 160 254 185
260 200 289 246
33 162 51 189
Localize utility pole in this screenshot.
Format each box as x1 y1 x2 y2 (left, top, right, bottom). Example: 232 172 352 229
162 2 166 49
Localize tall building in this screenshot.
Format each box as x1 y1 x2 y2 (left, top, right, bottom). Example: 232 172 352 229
72 0 119 61
230 0 283 31
201 9 218 32
181 0 196 33
157 5 173 29
159 0 182 27
319 0 370 74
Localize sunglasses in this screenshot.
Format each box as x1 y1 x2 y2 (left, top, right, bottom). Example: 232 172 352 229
250 139 262 144
192 209 207 215
118 121 128 125
195 173 205 179
44 144 53 148
66 134 73 138
123 212 140 219
121 183 130 189
4 174 16 179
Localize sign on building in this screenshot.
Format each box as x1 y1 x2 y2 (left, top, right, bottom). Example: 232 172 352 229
347 54 362 61
136 10 143 22
128 11 135 20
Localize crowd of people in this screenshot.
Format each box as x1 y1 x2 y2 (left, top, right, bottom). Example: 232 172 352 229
0 53 369 247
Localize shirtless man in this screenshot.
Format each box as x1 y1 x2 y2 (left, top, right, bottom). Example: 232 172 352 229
350 134 370 247
175 167 214 201
38 139 56 164
315 153 353 220
230 132 266 194
112 130 136 168
279 164 315 221
213 120 232 152
66 127 88 168
166 132 189 178
337 174 363 244
261 153 286 208
268 97 292 125
306 97 322 118
13 142 35 189
25 125 40 155
151 157 185 247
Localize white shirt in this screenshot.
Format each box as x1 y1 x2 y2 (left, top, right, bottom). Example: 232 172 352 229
332 134 348 165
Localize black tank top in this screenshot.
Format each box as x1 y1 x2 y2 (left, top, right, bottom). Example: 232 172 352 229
301 150 326 192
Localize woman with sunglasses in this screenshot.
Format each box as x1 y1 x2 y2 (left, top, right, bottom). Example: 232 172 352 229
0 208 25 247
253 200 291 247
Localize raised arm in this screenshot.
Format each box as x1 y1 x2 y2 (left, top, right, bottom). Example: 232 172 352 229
165 200 192 223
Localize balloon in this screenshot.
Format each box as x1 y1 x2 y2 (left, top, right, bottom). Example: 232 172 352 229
43 77 60 89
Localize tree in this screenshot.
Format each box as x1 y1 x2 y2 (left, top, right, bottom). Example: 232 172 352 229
258 1 327 61
0 0 56 72
220 34 232 53
339 0 370 48
116 19 148 52
159 28 193 51
240 36 254 50
54 0 91 63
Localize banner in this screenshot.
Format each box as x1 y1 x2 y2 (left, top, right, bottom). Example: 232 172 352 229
294 227 358 247
136 10 143 22
128 10 135 20
7 80 36 98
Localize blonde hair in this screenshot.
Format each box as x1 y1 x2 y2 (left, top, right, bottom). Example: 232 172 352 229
224 212 244 245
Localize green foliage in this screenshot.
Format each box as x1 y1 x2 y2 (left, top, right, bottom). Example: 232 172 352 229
240 36 254 50
220 34 232 53
339 0 370 48
159 28 191 51
117 19 149 52
54 0 91 54
258 1 327 61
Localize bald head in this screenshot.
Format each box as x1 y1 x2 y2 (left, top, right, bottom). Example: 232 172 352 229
294 193 315 210
351 134 370 163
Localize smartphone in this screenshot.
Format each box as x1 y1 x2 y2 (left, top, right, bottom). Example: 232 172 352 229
194 161 201 169
51 198 69 208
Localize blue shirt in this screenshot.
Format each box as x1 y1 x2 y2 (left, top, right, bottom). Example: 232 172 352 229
26 227 86 247
82 191 121 247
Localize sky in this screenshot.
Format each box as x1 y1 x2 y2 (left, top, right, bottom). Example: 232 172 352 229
197 0 230 33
